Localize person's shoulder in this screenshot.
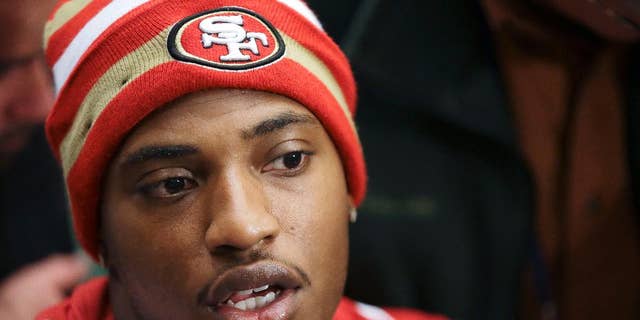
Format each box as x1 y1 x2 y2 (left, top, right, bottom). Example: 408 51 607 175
383 305 449 320
36 277 111 320
36 298 71 320
335 297 449 320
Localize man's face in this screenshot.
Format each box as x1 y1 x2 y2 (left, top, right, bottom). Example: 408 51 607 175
535 0 640 41
0 0 57 155
101 89 351 320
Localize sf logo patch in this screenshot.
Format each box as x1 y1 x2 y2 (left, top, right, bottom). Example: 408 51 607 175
168 7 285 70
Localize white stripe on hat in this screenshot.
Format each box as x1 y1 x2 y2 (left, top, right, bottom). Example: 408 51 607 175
355 302 395 320
52 0 150 93
276 0 323 30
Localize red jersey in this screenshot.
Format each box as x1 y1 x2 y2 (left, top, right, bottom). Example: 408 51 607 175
37 277 447 320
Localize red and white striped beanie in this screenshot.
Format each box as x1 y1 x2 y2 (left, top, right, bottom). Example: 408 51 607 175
44 0 366 260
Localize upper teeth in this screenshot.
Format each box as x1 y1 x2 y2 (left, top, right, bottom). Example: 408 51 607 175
226 291 279 311
236 284 270 296
213 285 281 312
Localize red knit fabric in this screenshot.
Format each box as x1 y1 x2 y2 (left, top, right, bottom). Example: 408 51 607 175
335 299 448 320
46 0 112 66
36 278 114 320
47 0 354 154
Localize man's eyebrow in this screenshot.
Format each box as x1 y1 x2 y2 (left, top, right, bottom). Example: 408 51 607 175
122 145 198 166
242 112 318 140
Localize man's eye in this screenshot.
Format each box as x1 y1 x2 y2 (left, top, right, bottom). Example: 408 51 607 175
140 177 197 198
263 151 311 173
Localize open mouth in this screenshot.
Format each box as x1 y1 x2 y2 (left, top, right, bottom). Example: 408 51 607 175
218 284 282 311
202 261 307 319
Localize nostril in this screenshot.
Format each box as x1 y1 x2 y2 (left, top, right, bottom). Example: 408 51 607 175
261 234 276 244
208 229 278 258
212 244 243 257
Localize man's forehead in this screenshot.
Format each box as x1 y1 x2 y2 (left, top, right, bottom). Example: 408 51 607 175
151 90 315 126
120 90 321 151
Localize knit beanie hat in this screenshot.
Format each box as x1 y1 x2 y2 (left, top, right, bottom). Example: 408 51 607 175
44 0 366 260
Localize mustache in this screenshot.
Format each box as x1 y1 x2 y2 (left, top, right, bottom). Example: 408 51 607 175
196 250 312 305
211 250 311 286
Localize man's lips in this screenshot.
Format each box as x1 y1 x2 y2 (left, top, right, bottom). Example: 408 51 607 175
202 261 305 311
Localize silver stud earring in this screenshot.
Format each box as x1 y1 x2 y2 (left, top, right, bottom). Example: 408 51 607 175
97 253 106 268
349 207 358 223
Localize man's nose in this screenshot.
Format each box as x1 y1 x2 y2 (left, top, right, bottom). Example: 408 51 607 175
204 167 280 255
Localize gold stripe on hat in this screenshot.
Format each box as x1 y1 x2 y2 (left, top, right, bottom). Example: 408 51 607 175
60 28 173 175
280 32 355 130
60 28 356 177
44 0 92 49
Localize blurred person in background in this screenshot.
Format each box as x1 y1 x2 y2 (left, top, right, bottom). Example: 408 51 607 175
306 0 640 319
0 0 88 319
